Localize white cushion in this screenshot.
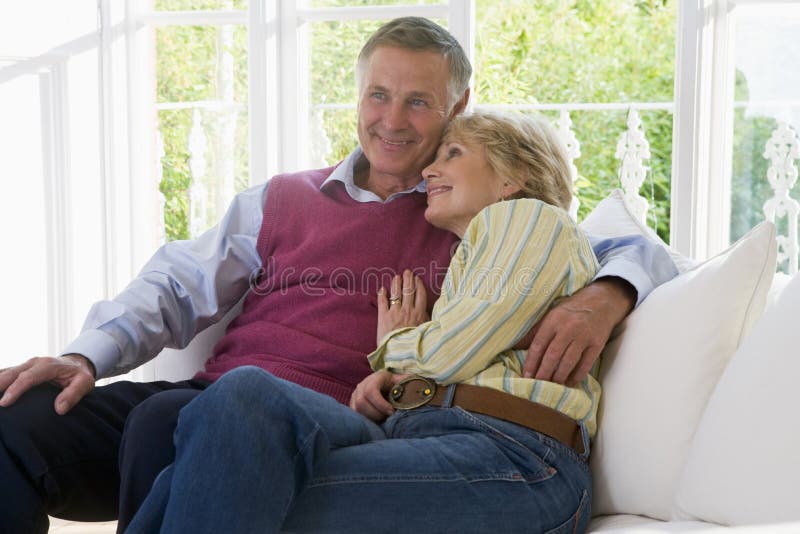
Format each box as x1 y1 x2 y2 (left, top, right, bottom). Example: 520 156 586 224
673 271 800 525
590 222 777 520
580 189 699 273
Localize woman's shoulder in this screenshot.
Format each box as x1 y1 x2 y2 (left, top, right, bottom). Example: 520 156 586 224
465 200 583 250
476 198 573 228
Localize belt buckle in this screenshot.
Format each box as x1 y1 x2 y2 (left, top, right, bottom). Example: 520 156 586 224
388 375 437 409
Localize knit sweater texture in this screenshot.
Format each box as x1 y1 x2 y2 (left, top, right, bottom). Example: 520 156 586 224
196 167 458 403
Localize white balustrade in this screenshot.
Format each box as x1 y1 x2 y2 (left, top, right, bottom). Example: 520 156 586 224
188 109 208 239
155 127 167 245
216 16 237 218
311 106 333 167
615 108 651 224
762 122 800 274
555 110 581 220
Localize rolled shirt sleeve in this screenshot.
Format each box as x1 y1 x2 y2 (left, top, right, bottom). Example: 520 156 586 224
587 233 679 307
61 183 267 378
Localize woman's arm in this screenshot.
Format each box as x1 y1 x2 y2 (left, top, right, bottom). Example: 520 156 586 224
368 200 599 385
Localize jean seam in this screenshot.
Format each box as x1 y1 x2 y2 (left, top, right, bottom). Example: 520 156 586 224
538 434 592 477
307 472 530 487
543 488 590 534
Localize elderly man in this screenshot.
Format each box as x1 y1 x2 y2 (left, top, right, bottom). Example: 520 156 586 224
0 16 676 534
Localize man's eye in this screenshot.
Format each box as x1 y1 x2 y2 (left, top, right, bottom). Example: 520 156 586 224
410 98 428 107
371 92 386 101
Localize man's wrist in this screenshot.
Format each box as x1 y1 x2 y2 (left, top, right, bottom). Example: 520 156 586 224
593 276 637 318
62 353 97 378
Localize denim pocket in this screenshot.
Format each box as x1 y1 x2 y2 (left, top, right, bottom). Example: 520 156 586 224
451 407 558 484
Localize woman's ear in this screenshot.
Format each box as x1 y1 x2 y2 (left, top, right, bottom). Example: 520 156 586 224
501 181 522 199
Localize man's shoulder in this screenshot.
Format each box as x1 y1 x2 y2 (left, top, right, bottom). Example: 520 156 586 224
271 163 341 185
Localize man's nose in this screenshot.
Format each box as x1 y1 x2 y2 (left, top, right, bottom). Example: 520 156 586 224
383 101 409 130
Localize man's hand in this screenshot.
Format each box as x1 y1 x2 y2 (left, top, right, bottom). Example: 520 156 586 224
349 370 409 422
376 270 428 344
0 354 96 415
522 277 636 387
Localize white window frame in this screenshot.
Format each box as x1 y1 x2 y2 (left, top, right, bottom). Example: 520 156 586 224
671 0 799 259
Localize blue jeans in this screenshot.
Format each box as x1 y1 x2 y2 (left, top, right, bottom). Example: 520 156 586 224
126 367 592 534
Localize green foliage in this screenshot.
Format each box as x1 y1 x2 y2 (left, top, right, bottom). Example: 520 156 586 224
473 0 676 240
158 0 679 242
155 20 248 241
308 0 677 241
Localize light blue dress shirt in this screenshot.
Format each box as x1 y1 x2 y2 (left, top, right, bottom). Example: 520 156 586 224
62 148 678 378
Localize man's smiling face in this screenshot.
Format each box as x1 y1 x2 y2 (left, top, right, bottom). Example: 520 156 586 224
356 46 455 187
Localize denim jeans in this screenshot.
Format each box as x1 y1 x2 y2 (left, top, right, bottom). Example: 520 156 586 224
127 367 592 534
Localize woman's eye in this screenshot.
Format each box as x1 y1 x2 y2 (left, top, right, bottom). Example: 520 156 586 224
447 147 461 159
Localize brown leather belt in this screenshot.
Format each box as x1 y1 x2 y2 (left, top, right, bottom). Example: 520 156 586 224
387 375 586 456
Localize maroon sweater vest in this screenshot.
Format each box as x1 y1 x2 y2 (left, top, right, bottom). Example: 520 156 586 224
196 167 459 404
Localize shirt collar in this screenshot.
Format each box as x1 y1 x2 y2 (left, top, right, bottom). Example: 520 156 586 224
321 146 427 203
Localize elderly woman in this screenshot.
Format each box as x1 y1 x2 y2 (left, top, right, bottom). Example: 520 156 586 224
127 113 599 534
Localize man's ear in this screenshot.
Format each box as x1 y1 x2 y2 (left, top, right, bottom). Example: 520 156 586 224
449 87 470 118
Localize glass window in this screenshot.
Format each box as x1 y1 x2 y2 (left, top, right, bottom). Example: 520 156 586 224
473 0 677 240
155 0 247 10
155 23 249 241
729 3 800 272
306 1 677 240
311 0 441 6
0 74 50 362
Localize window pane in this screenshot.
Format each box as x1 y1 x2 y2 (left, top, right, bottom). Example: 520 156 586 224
729 4 800 272
311 0 441 6
155 0 246 10
68 48 107 333
474 0 676 240
0 74 50 362
155 24 249 241
0 1 97 57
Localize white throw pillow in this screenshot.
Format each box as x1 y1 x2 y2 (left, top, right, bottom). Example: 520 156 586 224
580 189 699 272
673 270 800 525
590 222 777 520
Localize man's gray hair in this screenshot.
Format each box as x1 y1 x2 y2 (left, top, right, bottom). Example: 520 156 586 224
356 17 472 111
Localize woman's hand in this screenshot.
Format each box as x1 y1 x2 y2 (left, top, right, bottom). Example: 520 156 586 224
376 270 429 344
349 370 409 422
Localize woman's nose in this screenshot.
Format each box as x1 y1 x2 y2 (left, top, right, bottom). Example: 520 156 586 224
422 162 439 180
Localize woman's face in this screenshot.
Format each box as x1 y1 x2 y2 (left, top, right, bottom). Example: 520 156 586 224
422 138 516 237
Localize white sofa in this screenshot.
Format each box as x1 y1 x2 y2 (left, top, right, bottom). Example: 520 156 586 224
577 191 800 532
66 191 800 533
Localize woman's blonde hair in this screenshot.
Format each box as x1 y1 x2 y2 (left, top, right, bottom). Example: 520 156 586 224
442 112 573 211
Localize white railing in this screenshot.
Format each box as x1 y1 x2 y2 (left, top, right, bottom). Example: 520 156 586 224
763 122 800 274
309 100 800 274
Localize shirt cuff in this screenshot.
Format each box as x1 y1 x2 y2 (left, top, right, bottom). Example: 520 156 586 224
60 329 122 379
594 258 653 308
